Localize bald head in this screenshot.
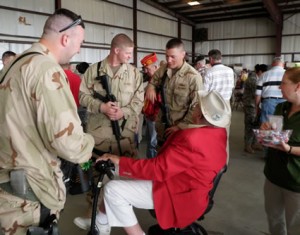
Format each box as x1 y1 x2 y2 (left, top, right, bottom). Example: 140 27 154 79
42 8 85 36
39 8 85 65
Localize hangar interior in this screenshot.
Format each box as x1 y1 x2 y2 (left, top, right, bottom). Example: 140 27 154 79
1 0 299 234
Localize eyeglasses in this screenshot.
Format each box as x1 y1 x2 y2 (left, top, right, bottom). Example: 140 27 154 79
59 16 83 33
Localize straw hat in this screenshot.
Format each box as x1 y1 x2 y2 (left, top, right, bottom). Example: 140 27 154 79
198 90 231 128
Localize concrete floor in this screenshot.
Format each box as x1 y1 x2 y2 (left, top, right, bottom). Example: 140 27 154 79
58 109 270 235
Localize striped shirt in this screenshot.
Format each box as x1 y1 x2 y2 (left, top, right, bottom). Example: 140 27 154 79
204 64 235 101
256 66 285 98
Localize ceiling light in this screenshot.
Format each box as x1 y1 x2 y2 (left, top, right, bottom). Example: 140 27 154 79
188 1 200 6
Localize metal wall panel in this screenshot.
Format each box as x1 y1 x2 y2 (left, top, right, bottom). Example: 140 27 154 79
282 36 300 53
283 14 300 34
0 0 53 12
137 11 177 37
137 32 169 51
195 17 281 69
181 23 192 40
62 0 133 28
137 0 177 20
108 0 133 7
0 9 47 37
0 0 192 66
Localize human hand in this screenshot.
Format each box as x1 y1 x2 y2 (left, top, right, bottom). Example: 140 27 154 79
97 153 120 165
145 86 157 104
100 102 124 120
165 126 180 137
260 122 271 130
262 140 290 153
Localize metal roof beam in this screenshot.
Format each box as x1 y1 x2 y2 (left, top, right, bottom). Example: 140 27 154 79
262 0 283 25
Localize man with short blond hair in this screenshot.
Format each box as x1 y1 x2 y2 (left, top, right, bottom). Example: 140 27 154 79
75 33 144 232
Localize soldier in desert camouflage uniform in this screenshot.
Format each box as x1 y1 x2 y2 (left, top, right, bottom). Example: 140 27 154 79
74 33 144 231
79 33 144 157
145 38 202 146
243 64 267 153
0 9 94 235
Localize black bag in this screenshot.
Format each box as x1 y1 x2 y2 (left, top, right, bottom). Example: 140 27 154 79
60 159 91 195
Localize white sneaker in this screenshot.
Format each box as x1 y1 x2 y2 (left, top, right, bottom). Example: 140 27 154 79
73 217 91 230
95 221 111 235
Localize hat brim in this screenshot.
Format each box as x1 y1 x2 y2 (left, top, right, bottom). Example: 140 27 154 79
199 91 231 128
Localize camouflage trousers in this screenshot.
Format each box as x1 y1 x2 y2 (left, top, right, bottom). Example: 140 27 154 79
0 188 40 235
244 105 258 146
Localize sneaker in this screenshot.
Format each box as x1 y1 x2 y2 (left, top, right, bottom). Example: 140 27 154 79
73 217 91 230
95 220 111 235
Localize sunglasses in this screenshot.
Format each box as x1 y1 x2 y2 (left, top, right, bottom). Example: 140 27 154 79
59 16 83 33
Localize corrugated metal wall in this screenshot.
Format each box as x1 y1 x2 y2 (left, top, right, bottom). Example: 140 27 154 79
195 13 300 69
0 0 192 69
1 0 299 70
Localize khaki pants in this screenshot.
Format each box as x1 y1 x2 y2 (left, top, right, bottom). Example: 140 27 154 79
0 188 40 235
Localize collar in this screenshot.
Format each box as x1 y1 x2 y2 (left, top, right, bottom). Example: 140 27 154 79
212 63 222 67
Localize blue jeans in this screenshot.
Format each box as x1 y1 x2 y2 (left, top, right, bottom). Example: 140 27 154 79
145 118 157 158
261 98 285 123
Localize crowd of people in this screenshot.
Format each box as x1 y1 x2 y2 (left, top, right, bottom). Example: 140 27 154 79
1 7 300 235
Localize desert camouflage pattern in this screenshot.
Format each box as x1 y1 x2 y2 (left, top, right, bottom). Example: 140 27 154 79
150 61 203 143
79 57 144 157
0 188 40 235
0 43 94 234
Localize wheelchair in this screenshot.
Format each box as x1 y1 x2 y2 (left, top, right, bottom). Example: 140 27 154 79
148 165 227 235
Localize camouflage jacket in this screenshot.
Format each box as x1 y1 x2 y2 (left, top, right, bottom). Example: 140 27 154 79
149 61 203 130
79 57 144 150
0 43 94 211
243 71 257 108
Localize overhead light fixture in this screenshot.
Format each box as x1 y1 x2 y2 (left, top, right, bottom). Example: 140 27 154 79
188 1 200 6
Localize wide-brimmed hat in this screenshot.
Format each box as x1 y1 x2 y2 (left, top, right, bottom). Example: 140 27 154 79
140 53 158 67
198 90 231 128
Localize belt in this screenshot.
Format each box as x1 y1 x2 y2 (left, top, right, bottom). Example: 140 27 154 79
0 181 39 202
262 97 283 100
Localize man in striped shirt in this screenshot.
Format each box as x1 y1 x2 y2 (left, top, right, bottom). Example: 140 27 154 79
203 49 234 104
255 57 285 123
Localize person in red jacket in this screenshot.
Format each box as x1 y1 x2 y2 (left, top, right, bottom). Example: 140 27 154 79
91 90 231 235
62 63 81 107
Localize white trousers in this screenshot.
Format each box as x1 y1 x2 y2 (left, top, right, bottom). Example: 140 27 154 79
264 178 300 235
103 179 154 227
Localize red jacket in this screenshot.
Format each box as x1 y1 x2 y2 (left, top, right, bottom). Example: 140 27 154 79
119 126 227 229
64 69 81 107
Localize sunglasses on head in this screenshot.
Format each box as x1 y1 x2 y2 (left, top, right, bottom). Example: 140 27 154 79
59 16 83 33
